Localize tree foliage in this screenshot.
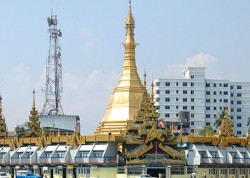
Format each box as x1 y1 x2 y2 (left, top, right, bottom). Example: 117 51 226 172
199 125 216 136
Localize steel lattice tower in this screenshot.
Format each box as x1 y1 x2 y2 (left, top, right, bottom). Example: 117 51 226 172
41 15 64 115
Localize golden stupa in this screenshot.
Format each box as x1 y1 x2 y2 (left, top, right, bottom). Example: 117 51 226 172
95 3 144 135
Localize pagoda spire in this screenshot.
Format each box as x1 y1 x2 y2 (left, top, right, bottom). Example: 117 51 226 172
95 1 144 135
25 90 41 137
0 96 7 138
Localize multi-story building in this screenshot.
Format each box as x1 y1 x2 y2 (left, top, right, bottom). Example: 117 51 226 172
154 67 250 136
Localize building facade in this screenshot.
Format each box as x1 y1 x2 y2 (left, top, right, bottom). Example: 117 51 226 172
154 67 250 136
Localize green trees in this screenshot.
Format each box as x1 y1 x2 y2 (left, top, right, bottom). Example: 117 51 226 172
213 109 233 129
199 125 216 136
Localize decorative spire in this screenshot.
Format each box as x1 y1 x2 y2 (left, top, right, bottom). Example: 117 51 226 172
0 96 2 118
0 96 7 138
33 89 35 109
144 72 147 87
24 89 41 138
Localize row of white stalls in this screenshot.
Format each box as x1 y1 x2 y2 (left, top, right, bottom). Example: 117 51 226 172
186 143 250 165
0 142 118 165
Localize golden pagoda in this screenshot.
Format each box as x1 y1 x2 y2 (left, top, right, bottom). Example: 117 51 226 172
95 2 144 135
0 96 7 138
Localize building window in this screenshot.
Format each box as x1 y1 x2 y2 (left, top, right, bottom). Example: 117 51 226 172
237 85 242 89
213 91 217 95
237 131 241 135
206 91 210 95
224 99 228 103
224 91 228 95
231 93 233 97
237 100 241 104
206 107 210 110
214 99 216 103
176 82 178 86
176 106 178 109
191 113 194 118
165 113 170 117
165 98 170 102
165 82 170 86
230 85 233 89
206 122 210 126
191 106 194 110
156 82 160 86
231 108 234 112
220 91 222 95
206 114 210 118
183 106 187 110
156 90 160 94
206 99 210 103
191 75 194 79
165 90 170 94
191 98 194 102
176 98 178 101
237 108 241 112
165 106 170 109
224 83 228 87
220 99 222 102
191 90 194 94
237 123 242 127
213 83 216 87
191 121 194 125
176 90 179 94
156 98 160 102
183 98 187 102
206 83 210 87
237 93 242 97
183 90 187 94
219 83 222 87
214 107 216 110
237 116 241 120
191 82 194 86
176 113 179 117
183 82 187 86
231 101 234 104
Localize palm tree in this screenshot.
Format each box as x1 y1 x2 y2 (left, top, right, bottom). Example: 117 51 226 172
214 108 233 129
247 117 250 126
214 110 226 129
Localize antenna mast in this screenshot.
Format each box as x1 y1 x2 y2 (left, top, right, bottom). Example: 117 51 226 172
41 13 64 115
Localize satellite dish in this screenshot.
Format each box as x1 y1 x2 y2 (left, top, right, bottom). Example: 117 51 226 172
58 30 62 37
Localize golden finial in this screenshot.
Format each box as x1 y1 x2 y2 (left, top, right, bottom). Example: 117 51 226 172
144 71 147 87
33 89 35 108
151 80 154 101
0 95 2 117
126 0 134 25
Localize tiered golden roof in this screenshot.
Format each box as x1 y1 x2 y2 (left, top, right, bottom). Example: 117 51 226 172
0 96 7 138
24 90 41 137
218 106 234 137
95 3 144 135
121 77 185 165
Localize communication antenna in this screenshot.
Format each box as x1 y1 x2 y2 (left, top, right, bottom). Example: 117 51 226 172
41 8 64 115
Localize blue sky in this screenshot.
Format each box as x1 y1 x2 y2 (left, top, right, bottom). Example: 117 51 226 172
0 1 250 134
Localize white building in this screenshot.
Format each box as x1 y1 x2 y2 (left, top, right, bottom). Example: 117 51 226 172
154 67 250 136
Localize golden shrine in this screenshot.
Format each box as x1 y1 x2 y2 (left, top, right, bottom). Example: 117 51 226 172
94 2 145 136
